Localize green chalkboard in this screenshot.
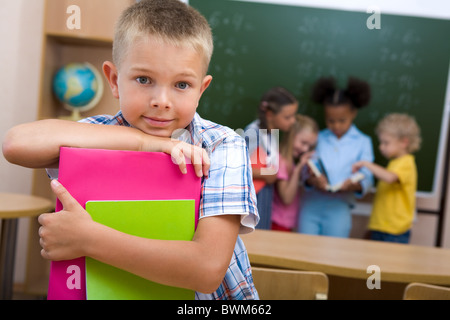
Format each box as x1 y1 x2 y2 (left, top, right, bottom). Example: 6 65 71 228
191 0 450 197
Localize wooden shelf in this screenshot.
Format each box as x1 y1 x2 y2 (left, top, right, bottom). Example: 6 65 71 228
46 32 113 47
44 0 132 41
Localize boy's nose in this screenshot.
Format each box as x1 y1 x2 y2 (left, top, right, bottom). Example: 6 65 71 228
151 87 171 109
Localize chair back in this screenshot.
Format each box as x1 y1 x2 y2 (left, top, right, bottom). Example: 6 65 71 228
252 267 328 300
403 282 450 300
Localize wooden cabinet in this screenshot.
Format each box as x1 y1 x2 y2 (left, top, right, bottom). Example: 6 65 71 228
26 0 133 296
33 0 134 200
38 0 133 122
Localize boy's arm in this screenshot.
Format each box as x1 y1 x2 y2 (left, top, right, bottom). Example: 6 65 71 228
353 161 399 184
2 119 209 177
39 180 239 293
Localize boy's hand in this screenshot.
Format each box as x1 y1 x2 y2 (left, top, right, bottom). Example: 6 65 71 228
38 180 94 261
166 141 210 178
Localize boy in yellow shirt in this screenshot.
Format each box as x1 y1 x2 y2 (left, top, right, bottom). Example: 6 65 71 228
353 113 421 243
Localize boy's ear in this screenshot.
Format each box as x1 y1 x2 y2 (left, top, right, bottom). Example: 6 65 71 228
102 61 120 99
401 137 410 150
200 75 213 96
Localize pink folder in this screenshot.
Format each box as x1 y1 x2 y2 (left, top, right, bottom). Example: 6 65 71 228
47 147 201 300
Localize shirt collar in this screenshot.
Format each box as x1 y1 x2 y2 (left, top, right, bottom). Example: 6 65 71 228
114 111 132 127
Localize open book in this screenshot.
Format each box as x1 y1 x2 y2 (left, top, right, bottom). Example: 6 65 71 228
307 159 364 192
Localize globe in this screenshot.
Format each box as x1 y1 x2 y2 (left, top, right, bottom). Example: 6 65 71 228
52 62 103 120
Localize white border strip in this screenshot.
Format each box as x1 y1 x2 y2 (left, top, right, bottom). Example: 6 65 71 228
228 0 450 20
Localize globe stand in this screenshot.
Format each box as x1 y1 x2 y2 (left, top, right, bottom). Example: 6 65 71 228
59 108 83 121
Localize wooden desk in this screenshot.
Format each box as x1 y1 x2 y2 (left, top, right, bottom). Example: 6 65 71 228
241 230 450 299
0 193 53 300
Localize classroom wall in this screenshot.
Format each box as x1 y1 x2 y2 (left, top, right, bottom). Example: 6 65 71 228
0 0 45 284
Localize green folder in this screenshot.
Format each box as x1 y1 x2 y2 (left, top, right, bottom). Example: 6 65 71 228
85 200 196 300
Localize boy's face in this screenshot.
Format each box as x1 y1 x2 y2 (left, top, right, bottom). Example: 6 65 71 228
378 132 408 159
104 37 212 137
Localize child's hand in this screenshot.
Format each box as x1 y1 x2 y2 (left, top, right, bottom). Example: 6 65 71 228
293 151 314 177
298 151 315 168
166 140 210 178
307 175 329 191
339 179 362 192
352 161 367 173
38 180 94 261
139 133 210 178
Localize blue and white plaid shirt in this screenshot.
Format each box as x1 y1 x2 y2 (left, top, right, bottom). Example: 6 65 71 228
80 111 260 300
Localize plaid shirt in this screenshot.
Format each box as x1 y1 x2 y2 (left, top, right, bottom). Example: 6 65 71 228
80 111 260 300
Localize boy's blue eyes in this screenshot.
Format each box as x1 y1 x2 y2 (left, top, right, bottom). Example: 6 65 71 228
135 77 190 89
176 82 189 90
136 77 149 84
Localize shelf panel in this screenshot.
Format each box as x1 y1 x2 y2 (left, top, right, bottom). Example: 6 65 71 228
45 0 133 41
47 32 112 47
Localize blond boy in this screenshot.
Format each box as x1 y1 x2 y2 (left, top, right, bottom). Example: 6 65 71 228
3 0 259 299
353 113 421 243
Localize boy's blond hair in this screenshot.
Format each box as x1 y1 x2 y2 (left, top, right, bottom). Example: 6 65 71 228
376 113 422 153
113 0 213 73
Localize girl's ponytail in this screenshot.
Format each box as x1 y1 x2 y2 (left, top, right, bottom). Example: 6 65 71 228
311 76 371 109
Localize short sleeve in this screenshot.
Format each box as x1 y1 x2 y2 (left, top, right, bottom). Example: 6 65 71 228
199 135 259 234
388 156 415 186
